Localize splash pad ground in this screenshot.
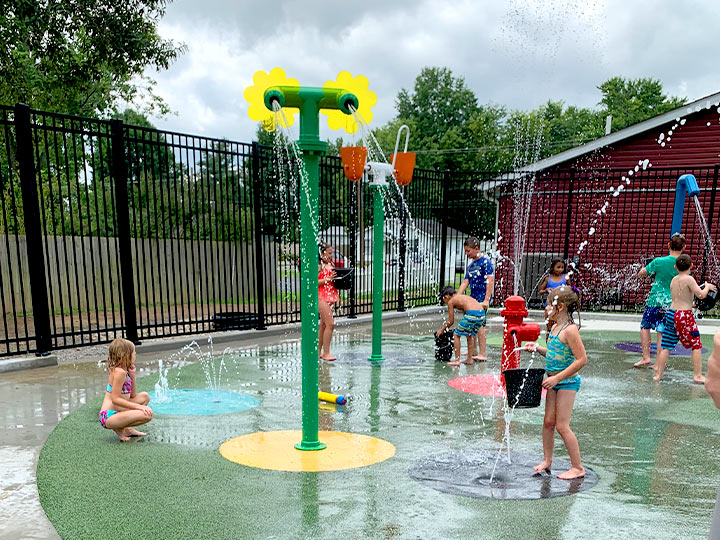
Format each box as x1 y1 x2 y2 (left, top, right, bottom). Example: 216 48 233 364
19 315 720 539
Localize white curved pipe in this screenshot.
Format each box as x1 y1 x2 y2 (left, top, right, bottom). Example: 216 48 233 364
392 124 410 169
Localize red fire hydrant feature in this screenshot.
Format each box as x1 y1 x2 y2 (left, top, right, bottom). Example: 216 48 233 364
500 296 540 386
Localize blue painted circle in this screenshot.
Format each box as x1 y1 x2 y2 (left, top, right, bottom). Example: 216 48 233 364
148 389 259 416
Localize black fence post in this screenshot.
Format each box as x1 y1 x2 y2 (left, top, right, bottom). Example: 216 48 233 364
348 178 357 318
562 169 576 260
251 142 267 330
702 164 719 283
439 170 450 289
398 186 407 312
110 119 139 344
14 104 52 355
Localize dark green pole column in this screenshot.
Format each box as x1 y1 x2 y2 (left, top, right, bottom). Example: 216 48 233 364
368 184 386 362
263 85 358 451
295 95 326 451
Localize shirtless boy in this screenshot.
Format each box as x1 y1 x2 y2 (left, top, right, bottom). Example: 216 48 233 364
436 286 486 366
653 254 717 382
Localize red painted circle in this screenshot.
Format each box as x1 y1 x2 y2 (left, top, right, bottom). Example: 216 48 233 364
448 374 547 398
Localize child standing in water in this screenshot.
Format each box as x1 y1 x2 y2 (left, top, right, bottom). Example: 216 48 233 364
653 253 716 383
634 233 685 368
318 242 339 361
437 286 486 365
538 258 571 303
99 338 153 441
524 287 587 480
456 237 494 362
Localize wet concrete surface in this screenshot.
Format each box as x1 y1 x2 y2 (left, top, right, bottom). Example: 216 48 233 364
2 310 720 539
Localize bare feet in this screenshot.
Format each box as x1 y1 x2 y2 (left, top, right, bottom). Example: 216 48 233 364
113 429 131 442
462 358 474 365
447 360 461 366
533 460 551 474
126 428 146 437
694 375 706 384
472 356 488 362
321 355 336 362
557 467 585 480
652 374 662 382
633 359 652 368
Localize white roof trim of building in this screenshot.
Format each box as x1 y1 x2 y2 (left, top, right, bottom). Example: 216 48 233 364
478 90 720 194
522 90 720 173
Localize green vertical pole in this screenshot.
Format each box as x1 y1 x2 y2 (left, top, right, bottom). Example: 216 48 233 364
368 184 386 362
295 97 326 451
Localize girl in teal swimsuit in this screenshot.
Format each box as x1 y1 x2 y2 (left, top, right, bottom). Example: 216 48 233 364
99 338 153 441
524 287 587 480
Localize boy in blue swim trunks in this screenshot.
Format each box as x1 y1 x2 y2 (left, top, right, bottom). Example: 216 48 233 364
437 286 486 366
457 237 494 361
634 233 685 368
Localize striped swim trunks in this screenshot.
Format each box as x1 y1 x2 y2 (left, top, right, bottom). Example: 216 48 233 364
661 309 703 351
454 310 486 337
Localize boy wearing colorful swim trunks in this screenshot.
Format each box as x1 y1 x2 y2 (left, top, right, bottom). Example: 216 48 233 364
634 233 686 368
437 286 486 366
653 254 717 383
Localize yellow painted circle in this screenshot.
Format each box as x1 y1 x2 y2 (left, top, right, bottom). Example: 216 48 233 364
219 430 395 471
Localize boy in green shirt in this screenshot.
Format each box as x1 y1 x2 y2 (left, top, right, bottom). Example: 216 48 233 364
634 233 685 368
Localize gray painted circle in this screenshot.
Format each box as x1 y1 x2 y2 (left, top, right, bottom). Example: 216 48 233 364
409 450 598 500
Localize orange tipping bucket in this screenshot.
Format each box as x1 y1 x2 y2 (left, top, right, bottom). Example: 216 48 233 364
340 146 367 181
390 152 416 186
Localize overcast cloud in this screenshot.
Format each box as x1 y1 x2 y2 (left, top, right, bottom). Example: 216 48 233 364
142 0 720 143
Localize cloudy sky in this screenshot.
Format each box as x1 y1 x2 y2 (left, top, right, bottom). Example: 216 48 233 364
143 0 720 143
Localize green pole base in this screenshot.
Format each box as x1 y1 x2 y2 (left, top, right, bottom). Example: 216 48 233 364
368 354 385 363
295 440 327 451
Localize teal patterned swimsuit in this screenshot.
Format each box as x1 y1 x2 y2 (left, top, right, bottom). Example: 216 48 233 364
546 321 581 392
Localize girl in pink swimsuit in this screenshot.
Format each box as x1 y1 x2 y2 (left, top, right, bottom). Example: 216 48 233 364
99 338 153 441
319 243 340 361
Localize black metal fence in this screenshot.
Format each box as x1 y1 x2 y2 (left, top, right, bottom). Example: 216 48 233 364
2 103 719 356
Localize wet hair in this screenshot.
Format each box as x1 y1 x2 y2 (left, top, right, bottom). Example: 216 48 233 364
439 286 456 299
676 253 692 271
463 237 480 249
547 287 581 329
669 233 686 252
105 338 135 371
318 242 331 256
548 258 566 274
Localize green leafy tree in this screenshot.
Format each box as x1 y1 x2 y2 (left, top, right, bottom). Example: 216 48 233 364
465 104 511 171
0 0 185 116
196 140 254 241
499 101 604 168
395 67 480 170
598 77 686 132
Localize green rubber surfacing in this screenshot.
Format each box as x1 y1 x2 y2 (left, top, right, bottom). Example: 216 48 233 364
37 332 720 540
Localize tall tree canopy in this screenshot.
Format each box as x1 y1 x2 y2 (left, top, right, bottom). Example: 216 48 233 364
598 77 686 132
393 67 480 170
0 0 185 116
371 69 687 171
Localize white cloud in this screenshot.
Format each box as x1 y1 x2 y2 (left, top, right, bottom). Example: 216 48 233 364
143 0 720 143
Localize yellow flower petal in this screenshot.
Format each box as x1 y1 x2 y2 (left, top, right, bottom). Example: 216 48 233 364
244 67 300 131
321 71 377 134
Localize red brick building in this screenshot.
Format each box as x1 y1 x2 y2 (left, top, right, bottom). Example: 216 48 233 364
490 91 720 308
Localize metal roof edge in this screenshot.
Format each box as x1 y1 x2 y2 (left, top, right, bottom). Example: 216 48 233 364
524 90 720 173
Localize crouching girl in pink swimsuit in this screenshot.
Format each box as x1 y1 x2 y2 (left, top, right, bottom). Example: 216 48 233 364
99 338 153 441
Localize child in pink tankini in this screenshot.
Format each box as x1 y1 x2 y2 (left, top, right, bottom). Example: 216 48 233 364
318 242 340 361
